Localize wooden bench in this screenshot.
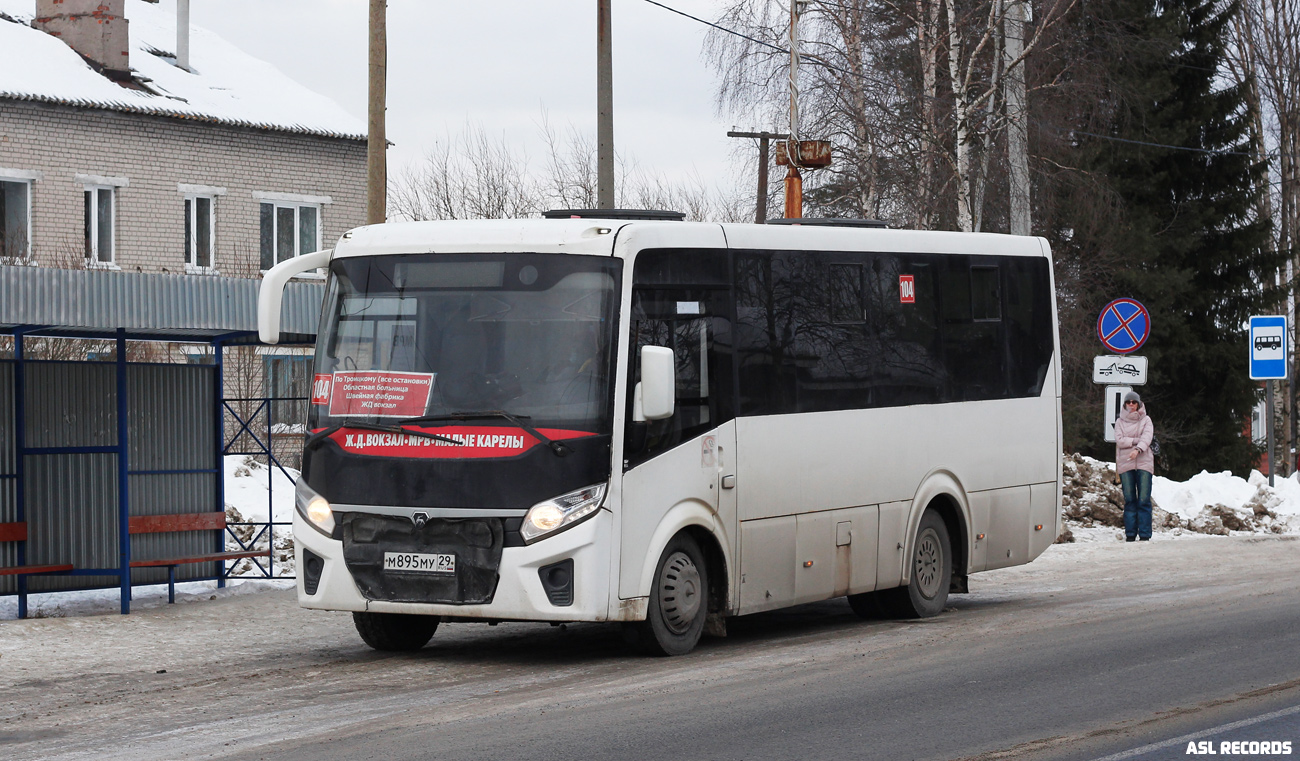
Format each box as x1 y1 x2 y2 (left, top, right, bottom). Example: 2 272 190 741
0 522 74 577
128 513 272 603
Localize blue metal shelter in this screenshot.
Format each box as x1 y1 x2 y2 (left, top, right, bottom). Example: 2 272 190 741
0 266 323 616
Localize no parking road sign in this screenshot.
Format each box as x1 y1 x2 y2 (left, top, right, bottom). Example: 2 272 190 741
1097 298 1151 355
1250 315 1287 380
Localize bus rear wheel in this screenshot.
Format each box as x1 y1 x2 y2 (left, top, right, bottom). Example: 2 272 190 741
353 612 440 651
879 509 951 619
634 533 708 656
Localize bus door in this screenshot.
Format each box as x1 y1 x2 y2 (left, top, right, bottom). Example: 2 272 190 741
618 252 736 602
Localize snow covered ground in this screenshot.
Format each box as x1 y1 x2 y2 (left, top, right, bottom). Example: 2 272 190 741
3 453 1297 619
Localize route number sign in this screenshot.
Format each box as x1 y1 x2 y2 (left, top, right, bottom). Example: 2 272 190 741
1097 298 1151 355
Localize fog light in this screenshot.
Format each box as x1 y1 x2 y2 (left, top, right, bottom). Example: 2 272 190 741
539 559 574 606
303 548 324 595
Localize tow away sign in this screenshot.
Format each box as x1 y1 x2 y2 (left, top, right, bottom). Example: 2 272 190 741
1093 355 1147 385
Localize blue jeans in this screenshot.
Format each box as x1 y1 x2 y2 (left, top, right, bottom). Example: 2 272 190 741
1120 469 1153 540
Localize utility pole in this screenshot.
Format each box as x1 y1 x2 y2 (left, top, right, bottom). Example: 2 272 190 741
728 130 790 223
1004 0 1030 236
783 1 805 219
367 0 386 225
597 0 615 209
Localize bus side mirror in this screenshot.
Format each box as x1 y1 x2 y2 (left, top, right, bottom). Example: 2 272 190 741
635 345 675 421
258 249 332 344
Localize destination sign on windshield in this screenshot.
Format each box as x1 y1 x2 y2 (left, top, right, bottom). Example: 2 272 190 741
319 371 437 418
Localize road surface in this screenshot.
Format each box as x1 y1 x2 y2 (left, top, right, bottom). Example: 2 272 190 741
1 533 1296 761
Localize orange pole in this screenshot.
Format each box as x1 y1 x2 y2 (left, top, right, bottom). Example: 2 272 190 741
783 165 803 219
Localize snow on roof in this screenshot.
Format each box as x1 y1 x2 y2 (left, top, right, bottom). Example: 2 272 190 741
0 0 366 140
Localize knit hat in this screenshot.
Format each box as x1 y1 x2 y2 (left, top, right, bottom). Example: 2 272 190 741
1123 391 1141 404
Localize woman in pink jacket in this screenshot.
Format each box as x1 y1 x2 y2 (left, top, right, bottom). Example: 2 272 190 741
1114 391 1155 541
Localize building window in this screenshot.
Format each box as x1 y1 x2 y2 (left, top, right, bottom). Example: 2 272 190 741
260 202 319 270
84 185 115 264
185 195 216 271
265 355 312 430
0 178 31 261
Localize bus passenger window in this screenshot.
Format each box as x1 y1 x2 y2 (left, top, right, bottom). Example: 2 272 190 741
625 287 733 468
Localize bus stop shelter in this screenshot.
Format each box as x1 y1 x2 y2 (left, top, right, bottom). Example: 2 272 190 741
0 266 322 617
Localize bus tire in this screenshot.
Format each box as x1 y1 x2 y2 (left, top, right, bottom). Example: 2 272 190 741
635 533 708 656
352 612 440 651
879 509 951 619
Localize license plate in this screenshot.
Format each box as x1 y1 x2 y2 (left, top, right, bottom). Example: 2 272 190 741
383 552 455 574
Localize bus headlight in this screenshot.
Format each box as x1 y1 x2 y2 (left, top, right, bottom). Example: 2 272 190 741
295 478 335 537
521 483 607 544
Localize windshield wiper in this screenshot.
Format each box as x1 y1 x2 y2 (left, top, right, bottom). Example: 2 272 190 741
304 421 464 450
399 411 573 457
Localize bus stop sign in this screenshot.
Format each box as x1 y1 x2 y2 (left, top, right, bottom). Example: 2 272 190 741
1097 298 1151 355
1250 315 1287 380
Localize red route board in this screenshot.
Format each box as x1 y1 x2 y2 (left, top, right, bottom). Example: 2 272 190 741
318 425 597 459
324 371 436 418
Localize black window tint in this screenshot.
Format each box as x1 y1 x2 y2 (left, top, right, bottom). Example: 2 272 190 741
871 257 946 406
972 265 1001 320
734 252 797 415
795 253 874 413
625 287 734 467
733 249 1052 415
1005 257 1054 395
941 258 1005 400
633 248 729 285
830 263 865 324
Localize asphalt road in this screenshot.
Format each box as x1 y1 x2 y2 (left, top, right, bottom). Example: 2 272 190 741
1 535 1297 761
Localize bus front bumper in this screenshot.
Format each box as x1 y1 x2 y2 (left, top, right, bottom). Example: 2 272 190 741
292 508 615 622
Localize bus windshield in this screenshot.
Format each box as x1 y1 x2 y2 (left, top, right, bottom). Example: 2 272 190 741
311 253 621 434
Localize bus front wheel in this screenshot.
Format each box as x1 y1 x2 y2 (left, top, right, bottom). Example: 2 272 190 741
633 533 709 656
879 509 951 619
353 612 440 651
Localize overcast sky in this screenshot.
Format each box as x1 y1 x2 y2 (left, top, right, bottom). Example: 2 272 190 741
187 0 748 205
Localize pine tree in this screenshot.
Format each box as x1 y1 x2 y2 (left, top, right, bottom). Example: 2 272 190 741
1061 0 1282 477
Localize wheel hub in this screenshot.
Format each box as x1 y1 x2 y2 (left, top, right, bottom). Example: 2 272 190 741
657 551 702 635
915 527 943 599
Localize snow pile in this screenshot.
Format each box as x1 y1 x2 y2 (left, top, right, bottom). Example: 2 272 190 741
1060 453 1300 541
223 455 297 576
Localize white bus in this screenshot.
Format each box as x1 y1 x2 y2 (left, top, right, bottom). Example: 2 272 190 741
259 214 1061 656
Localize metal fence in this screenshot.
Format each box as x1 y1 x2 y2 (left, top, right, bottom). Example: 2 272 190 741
2 338 301 615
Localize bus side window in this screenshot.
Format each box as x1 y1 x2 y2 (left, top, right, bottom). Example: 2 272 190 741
940 258 1007 400
625 289 733 468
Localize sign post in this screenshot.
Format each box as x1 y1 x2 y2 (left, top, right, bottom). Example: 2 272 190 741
1250 315 1288 486
1097 299 1151 446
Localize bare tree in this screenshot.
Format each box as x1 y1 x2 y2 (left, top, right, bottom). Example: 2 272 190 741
389 123 539 221
388 113 748 223
708 0 1076 231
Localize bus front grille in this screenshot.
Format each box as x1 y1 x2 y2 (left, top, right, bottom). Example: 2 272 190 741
339 513 503 604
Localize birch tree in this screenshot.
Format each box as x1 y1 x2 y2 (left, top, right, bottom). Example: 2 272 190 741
708 0 1075 231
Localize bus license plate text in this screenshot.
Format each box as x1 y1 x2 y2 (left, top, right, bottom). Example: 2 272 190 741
383 552 455 574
